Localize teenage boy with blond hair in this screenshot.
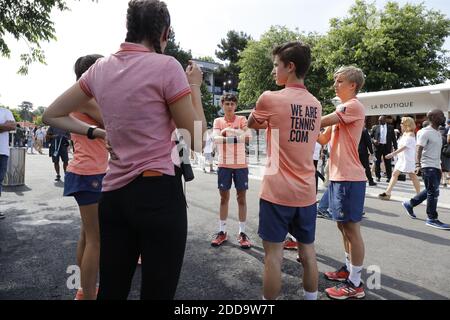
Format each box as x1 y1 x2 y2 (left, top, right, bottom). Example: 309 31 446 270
318 66 367 300
249 41 321 300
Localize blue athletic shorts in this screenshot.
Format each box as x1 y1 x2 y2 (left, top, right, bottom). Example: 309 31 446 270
218 168 249 191
329 181 366 223
258 199 317 245
64 172 105 206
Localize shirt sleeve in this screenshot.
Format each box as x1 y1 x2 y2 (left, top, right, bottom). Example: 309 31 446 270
78 60 100 98
6 110 15 122
251 92 271 124
164 58 192 105
336 100 365 125
417 130 428 147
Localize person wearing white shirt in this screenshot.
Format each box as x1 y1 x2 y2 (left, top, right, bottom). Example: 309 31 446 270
0 106 17 219
371 116 398 182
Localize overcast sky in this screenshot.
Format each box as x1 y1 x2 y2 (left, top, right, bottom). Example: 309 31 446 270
0 0 448 108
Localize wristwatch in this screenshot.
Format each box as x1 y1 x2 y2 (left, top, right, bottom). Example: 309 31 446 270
87 126 98 140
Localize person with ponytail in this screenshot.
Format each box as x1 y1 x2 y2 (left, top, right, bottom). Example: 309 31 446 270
43 0 206 300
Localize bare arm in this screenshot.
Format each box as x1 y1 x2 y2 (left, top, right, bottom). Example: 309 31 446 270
77 99 105 128
42 83 106 139
318 126 332 145
248 113 268 130
0 121 16 133
321 113 340 128
415 145 424 174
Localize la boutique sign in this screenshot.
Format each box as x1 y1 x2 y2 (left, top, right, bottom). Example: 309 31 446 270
370 101 414 110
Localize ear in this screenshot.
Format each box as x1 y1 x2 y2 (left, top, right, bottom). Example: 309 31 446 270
288 62 296 73
162 26 170 42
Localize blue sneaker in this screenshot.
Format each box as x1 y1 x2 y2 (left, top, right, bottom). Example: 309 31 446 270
402 201 416 219
426 219 450 230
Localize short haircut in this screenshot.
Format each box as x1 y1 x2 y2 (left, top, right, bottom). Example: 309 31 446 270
221 93 238 104
401 117 416 133
334 66 366 93
272 41 311 79
74 54 104 80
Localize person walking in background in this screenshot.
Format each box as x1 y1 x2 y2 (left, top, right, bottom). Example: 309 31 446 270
0 106 16 219
372 115 398 183
402 110 450 230
378 117 420 200
46 126 71 181
359 126 376 186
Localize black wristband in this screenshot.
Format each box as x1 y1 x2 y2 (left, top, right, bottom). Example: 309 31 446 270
87 126 98 140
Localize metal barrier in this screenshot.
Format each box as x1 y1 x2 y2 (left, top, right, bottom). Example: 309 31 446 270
2 147 26 187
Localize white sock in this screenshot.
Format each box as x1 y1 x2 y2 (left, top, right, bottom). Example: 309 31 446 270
304 291 318 300
349 264 363 287
219 220 227 233
239 222 246 234
345 252 351 270
262 296 268 300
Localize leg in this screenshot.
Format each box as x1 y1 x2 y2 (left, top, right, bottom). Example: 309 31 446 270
76 225 86 271
409 173 421 194
0 155 9 196
97 191 139 300
298 243 318 295
424 169 441 220
341 222 365 267
384 170 400 195
219 190 230 222
374 149 382 180
262 241 284 300
139 177 187 300
236 190 247 223
78 203 100 300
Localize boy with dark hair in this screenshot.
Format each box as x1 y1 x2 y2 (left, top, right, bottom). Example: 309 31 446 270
318 66 367 300
249 41 321 300
211 93 252 249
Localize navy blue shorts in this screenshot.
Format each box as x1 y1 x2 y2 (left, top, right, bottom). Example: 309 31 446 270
258 199 317 245
218 168 249 191
64 172 105 206
329 181 366 223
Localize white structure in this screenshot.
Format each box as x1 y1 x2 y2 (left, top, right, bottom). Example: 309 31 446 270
192 59 223 106
357 80 450 118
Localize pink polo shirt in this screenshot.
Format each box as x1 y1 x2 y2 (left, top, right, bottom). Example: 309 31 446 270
329 98 366 182
79 42 191 192
251 84 322 207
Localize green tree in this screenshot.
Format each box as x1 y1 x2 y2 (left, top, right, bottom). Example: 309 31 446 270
1 105 22 121
238 26 331 109
33 106 46 117
317 0 450 92
165 29 192 69
0 0 96 74
215 30 251 91
18 101 33 122
200 84 218 126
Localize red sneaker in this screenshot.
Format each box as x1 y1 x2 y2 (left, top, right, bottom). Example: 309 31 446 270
211 232 228 247
325 280 365 300
238 232 251 249
74 287 99 300
324 266 350 282
283 237 298 250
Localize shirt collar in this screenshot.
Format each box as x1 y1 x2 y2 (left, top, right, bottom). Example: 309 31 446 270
117 42 154 54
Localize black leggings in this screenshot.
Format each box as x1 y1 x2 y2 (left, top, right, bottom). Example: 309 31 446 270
97 173 187 300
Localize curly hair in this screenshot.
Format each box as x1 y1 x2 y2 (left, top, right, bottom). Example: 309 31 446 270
125 0 171 54
74 54 104 80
